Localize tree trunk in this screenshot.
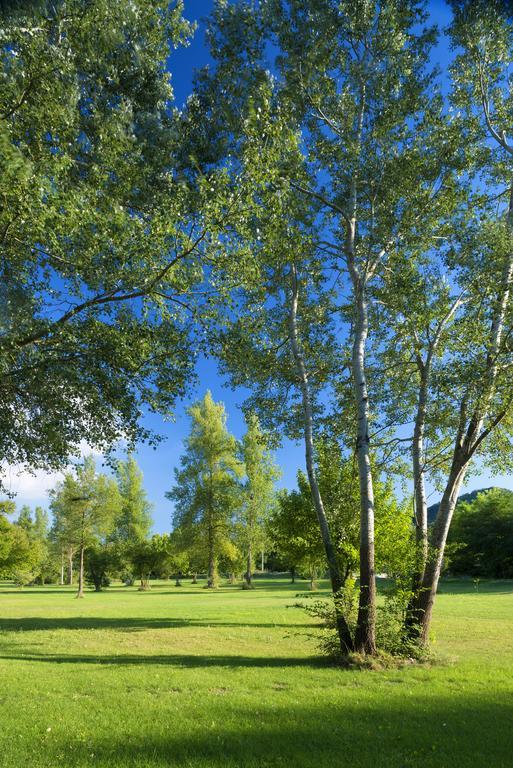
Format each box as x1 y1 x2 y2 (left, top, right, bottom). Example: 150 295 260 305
191 573 197 584
410 214 513 643
412 367 429 586
60 551 64 586
261 549 264 571
206 472 217 588
288 263 354 653
76 545 84 598
290 567 296 584
410 461 467 643
207 539 217 588
351 282 377 655
67 548 73 585
245 542 253 587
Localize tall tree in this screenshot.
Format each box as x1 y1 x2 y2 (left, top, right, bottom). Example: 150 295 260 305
240 414 279 587
113 455 153 544
167 392 244 588
0 0 239 487
203 0 455 654
398 0 513 643
50 456 121 597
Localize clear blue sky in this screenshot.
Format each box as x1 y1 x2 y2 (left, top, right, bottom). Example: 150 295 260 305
8 0 513 530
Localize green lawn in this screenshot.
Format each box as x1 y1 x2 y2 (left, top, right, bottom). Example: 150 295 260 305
0 576 512 768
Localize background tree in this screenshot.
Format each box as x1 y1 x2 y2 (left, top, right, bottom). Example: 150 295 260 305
0 0 241 489
0 507 41 585
85 543 122 593
112 455 154 581
448 489 513 578
127 535 173 590
269 484 327 591
239 414 279 587
50 456 121 597
168 392 244 588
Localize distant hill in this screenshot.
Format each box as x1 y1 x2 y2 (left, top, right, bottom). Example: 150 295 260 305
427 487 513 524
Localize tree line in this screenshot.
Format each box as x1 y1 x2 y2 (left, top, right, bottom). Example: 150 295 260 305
3 0 513 658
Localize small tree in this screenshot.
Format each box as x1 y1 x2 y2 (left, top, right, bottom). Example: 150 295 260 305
50 456 121 597
128 535 173 590
167 392 244 588
269 485 326 590
240 414 280 587
86 544 122 592
113 456 154 544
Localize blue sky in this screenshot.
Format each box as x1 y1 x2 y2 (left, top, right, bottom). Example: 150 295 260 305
7 0 513 530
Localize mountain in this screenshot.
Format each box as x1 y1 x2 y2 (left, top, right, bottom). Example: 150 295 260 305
427 487 513 524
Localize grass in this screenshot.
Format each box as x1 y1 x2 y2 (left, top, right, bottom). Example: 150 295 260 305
0 576 512 767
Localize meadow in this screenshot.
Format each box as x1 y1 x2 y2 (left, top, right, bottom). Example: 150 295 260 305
0 577 512 768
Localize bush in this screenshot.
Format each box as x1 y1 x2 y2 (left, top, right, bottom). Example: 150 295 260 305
297 579 428 664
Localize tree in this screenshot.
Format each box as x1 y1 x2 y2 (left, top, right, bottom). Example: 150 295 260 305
12 504 51 584
270 484 327 590
393 0 513 643
85 543 121 592
50 456 121 597
113 456 153 544
270 444 412 591
0 0 237 488
448 489 513 578
0 507 40 584
127 535 173 590
239 414 279 587
167 391 244 588
203 0 455 655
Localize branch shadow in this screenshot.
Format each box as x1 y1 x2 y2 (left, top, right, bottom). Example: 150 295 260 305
0 616 313 632
27 697 513 768
0 651 326 668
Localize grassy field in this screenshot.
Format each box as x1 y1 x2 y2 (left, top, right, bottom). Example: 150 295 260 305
0 576 512 768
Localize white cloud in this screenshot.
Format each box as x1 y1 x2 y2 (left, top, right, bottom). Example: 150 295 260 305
1 440 115 505
1 431 135 512
1 465 64 501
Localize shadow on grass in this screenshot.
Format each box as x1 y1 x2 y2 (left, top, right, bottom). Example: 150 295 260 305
25 696 513 768
0 650 325 668
0 616 312 632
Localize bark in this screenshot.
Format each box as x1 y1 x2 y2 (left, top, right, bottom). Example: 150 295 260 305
245 542 253 587
206 471 217 588
411 201 513 643
191 573 197 584
207 535 217 588
67 547 73 585
76 545 84 598
290 567 296 584
59 551 64 586
351 279 377 655
288 264 354 653
411 459 467 643
341 87 377 655
412 364 429 585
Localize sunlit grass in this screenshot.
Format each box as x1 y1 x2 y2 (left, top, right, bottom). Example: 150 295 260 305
0 576 512 767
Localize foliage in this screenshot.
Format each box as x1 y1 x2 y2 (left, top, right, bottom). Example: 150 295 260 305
0 0 218 487
168 391 244 588
85 543 122 592
238 413 280 585
270 443 413 591
448 489 513 577
127 534 173 589
112 456 154 545
0 509 40 582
